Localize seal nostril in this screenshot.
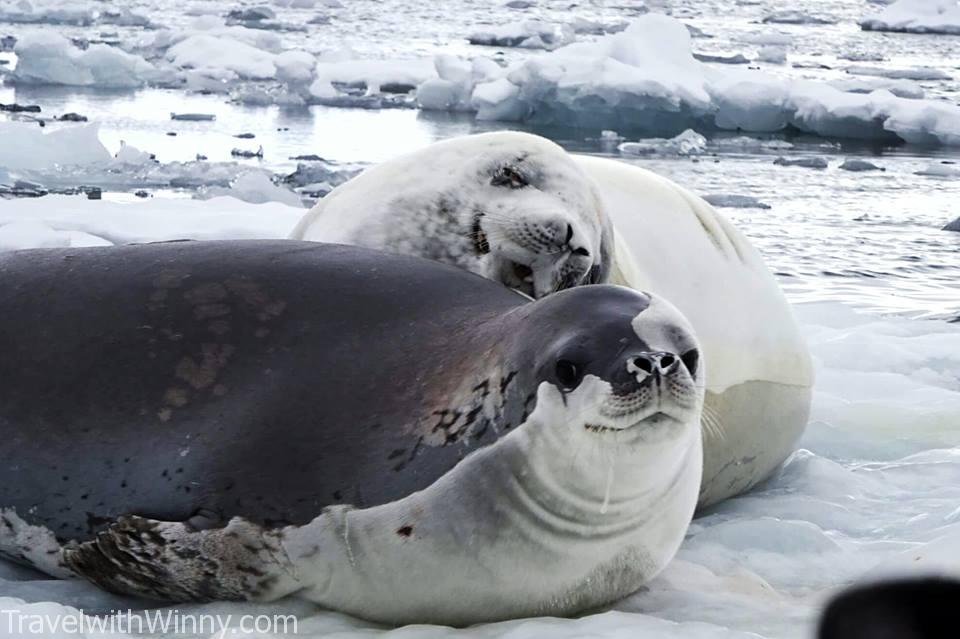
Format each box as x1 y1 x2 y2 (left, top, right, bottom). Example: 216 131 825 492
572 247 590 257
565 223 574 245
681 348 699 376
633 356 654 375
660 353 677 370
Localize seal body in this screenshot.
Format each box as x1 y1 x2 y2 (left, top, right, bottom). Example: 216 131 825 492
575 155 813 507
288 131 812 508
290 131 614 299
0 240 704 625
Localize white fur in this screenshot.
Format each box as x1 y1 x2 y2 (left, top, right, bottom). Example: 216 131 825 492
280 351 703 625
290 132 608 298
575 155 812 392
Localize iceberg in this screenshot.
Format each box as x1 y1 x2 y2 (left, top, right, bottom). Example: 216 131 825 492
861 0 960 34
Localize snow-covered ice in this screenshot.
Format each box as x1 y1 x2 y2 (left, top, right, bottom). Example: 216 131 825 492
838 159 885 172
618 129 707 156
467 20 575 50
915 161 960 177
701 193 772 209
0 273 952 638
861 0 960 35
464 14 960 146
12 32 157 88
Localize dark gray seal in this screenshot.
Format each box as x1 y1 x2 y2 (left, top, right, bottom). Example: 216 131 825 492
0 240 704 626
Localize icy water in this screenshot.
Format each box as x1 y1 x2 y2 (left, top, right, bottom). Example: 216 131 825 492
0 0 959 637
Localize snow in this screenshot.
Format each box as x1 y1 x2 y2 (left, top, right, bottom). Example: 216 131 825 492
11 32 156 88
0 283 952 637
0 195 301 249
861 0 960 35
464 14 960 146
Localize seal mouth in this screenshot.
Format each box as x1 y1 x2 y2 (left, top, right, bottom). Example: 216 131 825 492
584 411 682 434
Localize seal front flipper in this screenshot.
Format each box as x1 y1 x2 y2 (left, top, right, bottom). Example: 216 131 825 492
62 515 303 602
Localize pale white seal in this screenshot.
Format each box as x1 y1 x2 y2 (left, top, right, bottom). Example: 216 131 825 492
291 131 613 298
289 131 813 508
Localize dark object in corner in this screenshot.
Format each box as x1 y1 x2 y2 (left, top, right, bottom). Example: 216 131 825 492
819 577 960 639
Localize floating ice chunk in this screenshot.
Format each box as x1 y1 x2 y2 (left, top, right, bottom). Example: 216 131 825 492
569 17 627 35
113 143 154 165
0 121 111 171
846 65 952 81
468 20 575 50
711 136 794 151
943 217 960 232
839 159 885 172
167 34 278 79
693 51 750 64
915 162 960 177
274 50 317 86
756 46 786 64
618 129 707 155
198 170 303 207
417 55 501 111
170 112 216 121
701 194 771 209
0 0 93 26
762 10 837 25
283 162 361 189
829 77 924 99
774 156 829 168
12 32 156 88
861 0 960 34
309 57 435 106
739 31 794 45
226 6 276 21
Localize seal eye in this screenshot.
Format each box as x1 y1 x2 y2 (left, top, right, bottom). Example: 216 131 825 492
555 359 583 390
492 166 528 189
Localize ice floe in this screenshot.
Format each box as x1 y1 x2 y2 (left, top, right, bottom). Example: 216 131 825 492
618 129 707 156
467 20 575 50
915 161 960 177
701 193 771 209
462 14 960 146
774 156 829 168
0 0 155 28
861 0 960 35
11 31 157 88
838 159 885 172
845 64 952 81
